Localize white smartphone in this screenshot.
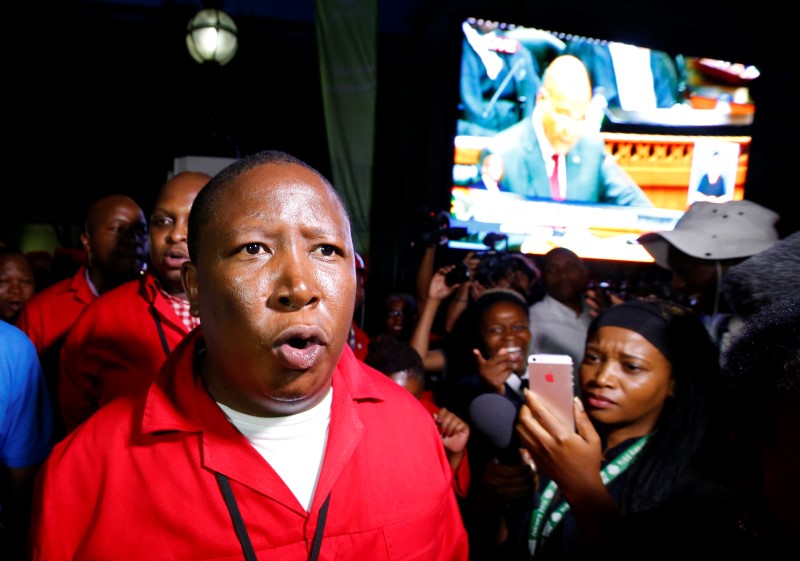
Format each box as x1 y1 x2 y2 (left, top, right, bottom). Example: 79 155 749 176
527 354 575 431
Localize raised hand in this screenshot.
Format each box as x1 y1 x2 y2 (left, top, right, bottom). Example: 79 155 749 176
473 346 519 394
435 407 470 457
516 389 604 502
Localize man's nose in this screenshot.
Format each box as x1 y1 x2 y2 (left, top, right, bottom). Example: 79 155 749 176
268 251 319 311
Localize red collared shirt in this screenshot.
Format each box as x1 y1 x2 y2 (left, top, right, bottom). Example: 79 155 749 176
58 271 194 434
32 333 469 560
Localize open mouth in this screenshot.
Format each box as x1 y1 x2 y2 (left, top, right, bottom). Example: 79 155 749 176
4 300 23 312
288 336 315 349
163 249 189 269
274 327 327 371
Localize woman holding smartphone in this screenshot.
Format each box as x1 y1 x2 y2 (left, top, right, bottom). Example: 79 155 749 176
516 299 746 560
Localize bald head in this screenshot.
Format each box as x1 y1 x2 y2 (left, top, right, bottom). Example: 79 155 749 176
85 195 143 234
541 54 592 105
538 55 593 155
81 194 149 293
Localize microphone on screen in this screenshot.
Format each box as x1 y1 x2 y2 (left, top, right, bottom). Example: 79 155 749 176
469 392 522 465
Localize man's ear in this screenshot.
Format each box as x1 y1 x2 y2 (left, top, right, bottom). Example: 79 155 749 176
80 231 92 256
181 262 200 317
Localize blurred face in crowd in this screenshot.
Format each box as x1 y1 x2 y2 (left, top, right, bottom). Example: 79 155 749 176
542 249 589 305
82 195 149 288
480 300 531 375
666 246 725 309
0 252 35 323
580 326 674 442
149 172 210 295
384 294 417 340
384 296 407 338
183 161 356 417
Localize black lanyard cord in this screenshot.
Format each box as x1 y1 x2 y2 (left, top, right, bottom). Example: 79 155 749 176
149 302 171 358
216 472 257 561
215 472 331 561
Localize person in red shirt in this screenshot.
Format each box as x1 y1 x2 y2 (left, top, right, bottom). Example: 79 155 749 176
57 171 210 434
29 149 469 560
16 194 148 440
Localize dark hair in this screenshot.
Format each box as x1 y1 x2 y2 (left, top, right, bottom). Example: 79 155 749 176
364 334 425 381
474 252 539 293
187 150 348 262
720 296 800 438
474 287 528 322
543 246 581 261
720 231 800 321
587 299 719 513
0 246 34 275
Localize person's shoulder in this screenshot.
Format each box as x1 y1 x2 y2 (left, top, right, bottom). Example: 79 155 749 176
25 272 76 303
530 293 559 313
43 397 137 476
575 129 607 152
492 118 530 144
20 272 88 327
529 296 549 311
0 319 36 353
98 276 142 301
74 277 141 318
50 395 139 458
63 278 141 347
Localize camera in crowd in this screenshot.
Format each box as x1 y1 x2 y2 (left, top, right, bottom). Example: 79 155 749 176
415 208 468 246
444 262 472 286
443 232 515 287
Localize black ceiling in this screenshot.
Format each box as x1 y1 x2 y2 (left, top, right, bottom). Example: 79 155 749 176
4 0 796 244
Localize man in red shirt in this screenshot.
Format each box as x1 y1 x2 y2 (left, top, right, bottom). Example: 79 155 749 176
57 171 210 434
29 150 469 560
16 194 148 440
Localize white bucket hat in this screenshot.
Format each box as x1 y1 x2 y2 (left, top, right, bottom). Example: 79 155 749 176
637 200 780 269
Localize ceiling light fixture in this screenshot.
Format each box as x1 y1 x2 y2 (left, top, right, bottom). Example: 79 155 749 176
186 8 238 66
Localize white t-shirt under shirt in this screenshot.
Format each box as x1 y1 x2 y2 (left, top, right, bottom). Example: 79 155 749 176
217 387 332 512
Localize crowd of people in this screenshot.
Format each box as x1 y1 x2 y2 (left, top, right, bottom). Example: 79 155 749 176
1 148 797 560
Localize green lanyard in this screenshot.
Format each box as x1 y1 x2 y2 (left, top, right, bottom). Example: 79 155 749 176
528 434 651 558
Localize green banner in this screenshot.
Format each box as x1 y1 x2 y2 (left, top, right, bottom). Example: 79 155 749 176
315 0 377 255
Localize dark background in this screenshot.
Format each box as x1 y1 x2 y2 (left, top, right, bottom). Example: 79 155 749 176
5 1 796 316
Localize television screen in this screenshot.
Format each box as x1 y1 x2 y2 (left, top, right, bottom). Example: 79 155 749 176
449 17 760 262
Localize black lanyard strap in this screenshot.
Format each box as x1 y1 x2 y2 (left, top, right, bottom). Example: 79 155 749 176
309 492 331 560
215 472 331 561
149 301 171 358
216 472 257 561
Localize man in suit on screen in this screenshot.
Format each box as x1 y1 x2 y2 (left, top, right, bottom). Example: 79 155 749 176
481 55 653 207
